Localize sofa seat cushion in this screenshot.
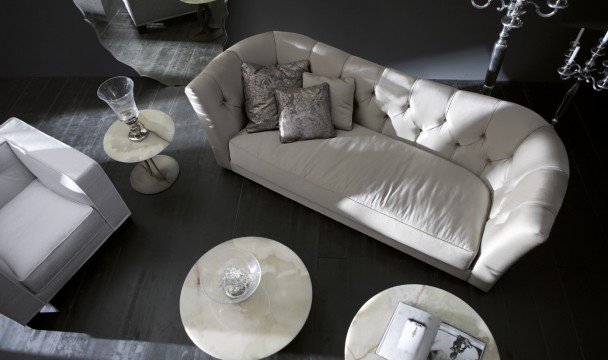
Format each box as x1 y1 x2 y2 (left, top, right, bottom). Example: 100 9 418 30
0 179 104 293
229 125 491 270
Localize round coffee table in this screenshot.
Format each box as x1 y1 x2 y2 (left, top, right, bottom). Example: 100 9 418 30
103 109 179 194
180 237 313 360
345 285 500 360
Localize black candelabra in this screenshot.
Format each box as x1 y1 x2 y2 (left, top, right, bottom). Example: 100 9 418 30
472 0 569 95
552 28 608 125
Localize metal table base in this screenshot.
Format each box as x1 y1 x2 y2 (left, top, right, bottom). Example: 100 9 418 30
130 155 179 194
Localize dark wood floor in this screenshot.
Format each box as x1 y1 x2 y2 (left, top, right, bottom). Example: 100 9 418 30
0 77 606 360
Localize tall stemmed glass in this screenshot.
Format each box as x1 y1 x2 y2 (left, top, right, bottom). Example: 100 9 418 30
97 76 149 142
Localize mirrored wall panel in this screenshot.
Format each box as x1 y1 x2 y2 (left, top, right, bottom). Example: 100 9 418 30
74 0 228 85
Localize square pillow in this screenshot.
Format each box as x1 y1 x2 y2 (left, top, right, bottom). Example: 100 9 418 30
242 59 310 133
303 72 355 130
275 82 335 143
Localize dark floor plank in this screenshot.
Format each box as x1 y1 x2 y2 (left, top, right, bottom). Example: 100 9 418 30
0 78 32 121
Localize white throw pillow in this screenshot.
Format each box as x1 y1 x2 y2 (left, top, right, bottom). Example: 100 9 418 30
303 73 355 130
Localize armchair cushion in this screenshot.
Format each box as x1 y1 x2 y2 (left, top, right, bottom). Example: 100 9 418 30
0 141 35 208
0 180 104 293
0 118 130 230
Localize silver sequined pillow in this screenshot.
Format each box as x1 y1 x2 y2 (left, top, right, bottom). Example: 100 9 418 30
242 60 310 133
275 83 336 144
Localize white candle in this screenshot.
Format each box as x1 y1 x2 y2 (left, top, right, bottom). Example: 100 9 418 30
575 28 585 43
567 46 580 66
602 30 608 45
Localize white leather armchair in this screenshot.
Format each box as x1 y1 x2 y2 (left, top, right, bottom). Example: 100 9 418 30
121 0 196 28
186 32 569 291
0 118 130 325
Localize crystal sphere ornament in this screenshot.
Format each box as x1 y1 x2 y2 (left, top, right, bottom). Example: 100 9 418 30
199 245 261 304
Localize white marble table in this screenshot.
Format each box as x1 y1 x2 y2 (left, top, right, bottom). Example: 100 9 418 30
180 237 313 360
345 285 500 360
103 109 179 194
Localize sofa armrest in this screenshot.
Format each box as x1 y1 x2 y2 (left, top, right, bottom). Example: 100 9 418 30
186 50 247 169
0 118 130 230
469 126 569 291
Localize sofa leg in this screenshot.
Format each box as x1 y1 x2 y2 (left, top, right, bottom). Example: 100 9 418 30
137 25 147 34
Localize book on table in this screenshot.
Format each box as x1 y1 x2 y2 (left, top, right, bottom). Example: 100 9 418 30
376 302 486 360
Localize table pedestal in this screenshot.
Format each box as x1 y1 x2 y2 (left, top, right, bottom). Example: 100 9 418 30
191 4 224 42
130 155 179 194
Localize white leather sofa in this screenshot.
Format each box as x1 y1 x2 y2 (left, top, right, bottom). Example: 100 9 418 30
186 32 570 291
0 118 130 325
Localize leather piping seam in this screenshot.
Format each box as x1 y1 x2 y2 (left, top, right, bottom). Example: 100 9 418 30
498 165 569 198
443 90 459 120
408 78 422 129
272 31 278 64
499 200 558 221
340 55 353 78
229 141 479 253
307 40 318 61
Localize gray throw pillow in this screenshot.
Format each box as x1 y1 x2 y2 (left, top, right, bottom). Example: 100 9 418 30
275 83 335 144
303 72 355 131
242 59 310 133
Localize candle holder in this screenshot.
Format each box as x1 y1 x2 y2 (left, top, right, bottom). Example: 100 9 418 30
472 0 568 95
97 76 149 142
553 28 608 125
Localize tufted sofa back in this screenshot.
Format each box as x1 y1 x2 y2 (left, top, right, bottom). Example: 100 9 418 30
217 32 567 192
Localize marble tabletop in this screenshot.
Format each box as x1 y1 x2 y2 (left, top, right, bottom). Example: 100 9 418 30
345 285 500 360
103 109 174 163
179 237 313 360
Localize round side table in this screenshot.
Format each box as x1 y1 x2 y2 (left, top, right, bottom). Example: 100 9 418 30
180 237 313 360
345 285 500 360
103 109 179 194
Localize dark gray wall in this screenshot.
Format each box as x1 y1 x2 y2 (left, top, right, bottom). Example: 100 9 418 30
225 0 606 81
0 0 604 81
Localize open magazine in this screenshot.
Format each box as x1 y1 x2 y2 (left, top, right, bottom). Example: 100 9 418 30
376 302 486 360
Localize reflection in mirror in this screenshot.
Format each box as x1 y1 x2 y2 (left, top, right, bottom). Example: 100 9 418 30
74 0 228 85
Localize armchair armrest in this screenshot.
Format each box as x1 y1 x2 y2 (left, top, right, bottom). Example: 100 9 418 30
0 118 130 230
0 261 45 325
469 126 569 291
186 50 247 169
